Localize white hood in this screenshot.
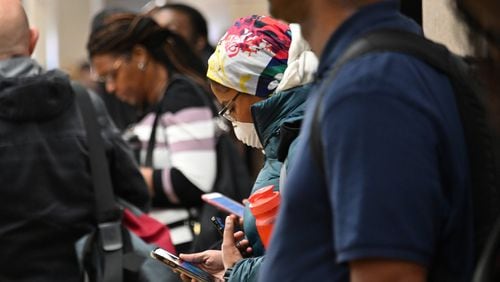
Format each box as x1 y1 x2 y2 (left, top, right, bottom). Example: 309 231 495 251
276 24 318 92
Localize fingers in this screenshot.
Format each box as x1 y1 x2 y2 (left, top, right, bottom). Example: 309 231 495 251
178 273 188 282
222 215 244 268
179 252 206 264
223 215 237 245
178 272 196 282
233 231 245 241
236 239 249 249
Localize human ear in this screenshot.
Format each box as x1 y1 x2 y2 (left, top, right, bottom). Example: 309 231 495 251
131 45 150 69
28 27 39 55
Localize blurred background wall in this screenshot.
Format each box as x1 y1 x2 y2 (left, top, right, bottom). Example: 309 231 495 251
423 0 470 56
21 0 469 74
22 0 268 74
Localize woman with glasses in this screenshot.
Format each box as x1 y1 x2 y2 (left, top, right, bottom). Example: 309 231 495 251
86 12 251 254
177 16 318 282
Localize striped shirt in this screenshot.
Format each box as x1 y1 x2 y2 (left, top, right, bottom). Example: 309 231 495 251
128 76 217 247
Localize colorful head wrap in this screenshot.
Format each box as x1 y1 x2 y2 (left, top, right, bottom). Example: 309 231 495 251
207 15 291 98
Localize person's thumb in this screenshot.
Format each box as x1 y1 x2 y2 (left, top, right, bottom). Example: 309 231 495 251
179 252 205 263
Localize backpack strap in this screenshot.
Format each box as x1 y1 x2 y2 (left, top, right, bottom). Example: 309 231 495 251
310 29 499 281
312 29 456 178
72 82 124 282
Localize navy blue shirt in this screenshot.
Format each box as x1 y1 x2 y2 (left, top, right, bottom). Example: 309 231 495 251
260 1 474 281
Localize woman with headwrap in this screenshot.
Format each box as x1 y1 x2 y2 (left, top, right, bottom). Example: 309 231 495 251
87 13 233 254
178 16 318 282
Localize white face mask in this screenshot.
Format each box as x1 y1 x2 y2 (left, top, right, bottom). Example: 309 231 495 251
232 121 263 149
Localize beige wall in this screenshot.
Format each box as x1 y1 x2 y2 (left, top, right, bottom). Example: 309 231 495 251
24 0 95 74
23 0 268 72
24 0 471 72
423 0 470 56
166 0 269 46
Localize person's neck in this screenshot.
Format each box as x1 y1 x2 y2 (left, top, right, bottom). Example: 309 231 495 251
301 1 379 57
301 4 355 57
146 63 169 105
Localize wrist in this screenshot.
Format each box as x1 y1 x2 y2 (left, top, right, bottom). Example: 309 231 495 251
223 266 234 282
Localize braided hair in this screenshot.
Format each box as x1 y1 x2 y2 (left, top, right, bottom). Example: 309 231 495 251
87 13 207 88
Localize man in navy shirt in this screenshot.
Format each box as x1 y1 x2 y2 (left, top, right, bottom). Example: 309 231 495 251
260 1 474 281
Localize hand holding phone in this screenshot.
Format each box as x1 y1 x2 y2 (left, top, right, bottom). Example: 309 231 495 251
151 248 215 282
201 193 245 217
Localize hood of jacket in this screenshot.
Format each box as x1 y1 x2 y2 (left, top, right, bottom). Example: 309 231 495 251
251 84 311 158
0 57 74 122
275 24 318 93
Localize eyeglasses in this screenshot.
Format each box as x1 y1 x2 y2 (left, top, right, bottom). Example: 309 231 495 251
92 59 124 85
218 92 241 123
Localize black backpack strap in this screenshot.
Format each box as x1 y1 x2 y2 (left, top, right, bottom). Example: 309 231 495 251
311 29 454 176
72 82 123 282
310 29 499 281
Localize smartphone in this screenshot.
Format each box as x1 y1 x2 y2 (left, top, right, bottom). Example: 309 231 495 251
150 248 214 282
210 216 225 236
201 192 245 217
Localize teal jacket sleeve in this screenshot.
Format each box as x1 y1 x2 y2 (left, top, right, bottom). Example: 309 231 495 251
228 256 265 282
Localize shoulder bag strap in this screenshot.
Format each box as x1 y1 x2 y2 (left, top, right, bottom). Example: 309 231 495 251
72 82 123 282
144 75 215 166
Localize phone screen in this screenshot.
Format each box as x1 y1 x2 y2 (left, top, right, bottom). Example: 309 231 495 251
178 260 212 278
202 193 245 217
151 248 214 282
210 216 225 236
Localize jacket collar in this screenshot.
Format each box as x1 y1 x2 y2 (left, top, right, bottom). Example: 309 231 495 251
250 85 310 155
0 57 44 78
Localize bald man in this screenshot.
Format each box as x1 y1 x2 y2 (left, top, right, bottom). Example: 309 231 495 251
0 1 149 281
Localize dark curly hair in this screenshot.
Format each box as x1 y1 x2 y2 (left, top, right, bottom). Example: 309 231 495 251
87 13 207 88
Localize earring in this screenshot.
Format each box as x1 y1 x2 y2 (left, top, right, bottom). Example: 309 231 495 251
138 62 145 71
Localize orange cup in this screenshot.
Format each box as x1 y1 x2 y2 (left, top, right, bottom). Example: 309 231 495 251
248 185 280 249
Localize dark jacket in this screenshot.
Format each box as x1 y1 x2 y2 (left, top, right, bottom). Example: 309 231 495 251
0 58 149 282
261 2 473 281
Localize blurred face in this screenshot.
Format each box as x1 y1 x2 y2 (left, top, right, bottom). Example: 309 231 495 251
461 0 500 37
151 9 197 47
209 81 263 123
460 0 500 70
91 54 146 105
268 0 311 23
